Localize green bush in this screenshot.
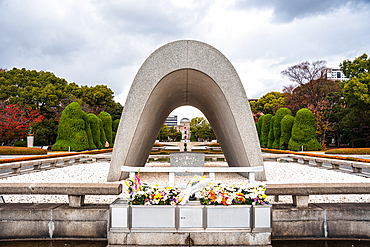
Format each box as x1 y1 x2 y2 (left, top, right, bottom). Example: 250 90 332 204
51 102 90 151
288 108 321 151
88 113 103 149
267 116 275 148
112 119 120 144
13 140 27 147
83 112 96 150
112 119 120 132
280 115 294 150
353 138 366 148
273 108 292 149
257 115 265 140
100 119 107 148
260 114 272 148
33 119 58 146
98 112 112 147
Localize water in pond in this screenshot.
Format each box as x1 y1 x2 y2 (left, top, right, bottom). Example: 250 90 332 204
0 240 369 246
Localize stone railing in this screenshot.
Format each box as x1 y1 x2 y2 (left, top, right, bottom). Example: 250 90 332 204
0 183 122 207
265 183 370 207
0 154 113 175
121 166 264 185
264 153 370 174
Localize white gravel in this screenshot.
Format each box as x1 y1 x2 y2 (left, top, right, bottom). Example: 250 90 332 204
1 161 369 204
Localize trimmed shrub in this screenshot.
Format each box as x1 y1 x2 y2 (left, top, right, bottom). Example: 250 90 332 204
273 108 292 149
257 115 265 140
260 114 272 148
325 148 370 155
112 119 120 132
208 143 220 147
51 102 90 151
0 148 113 164
0 146 47 155
261 148 370 163
112 119 120 144
288 108 321 151
83 112 96 150
100 118 107 148
88 113 103 149
267 116 275 148
98 112 112 147
280 115 294 150
14 140 27 147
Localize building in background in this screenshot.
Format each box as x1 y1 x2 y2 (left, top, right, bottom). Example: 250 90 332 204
327 68 347 82
164 115 177 128
176 118 191 141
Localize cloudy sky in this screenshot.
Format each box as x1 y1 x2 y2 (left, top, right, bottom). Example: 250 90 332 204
1 0 370 122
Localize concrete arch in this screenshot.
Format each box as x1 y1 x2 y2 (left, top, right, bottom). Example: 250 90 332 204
108 40 266 181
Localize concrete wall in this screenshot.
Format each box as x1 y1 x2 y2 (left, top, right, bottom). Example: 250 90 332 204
272 203 370 239
1 202 369 241
0 203 108 239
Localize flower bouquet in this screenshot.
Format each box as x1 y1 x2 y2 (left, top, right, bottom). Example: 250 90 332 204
125 171 183 206
199 182 267 206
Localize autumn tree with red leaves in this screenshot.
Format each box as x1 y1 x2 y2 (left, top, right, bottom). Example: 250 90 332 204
281 61 342 147
0 101 44 145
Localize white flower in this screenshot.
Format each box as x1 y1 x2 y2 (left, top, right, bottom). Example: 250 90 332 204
216 196 223 203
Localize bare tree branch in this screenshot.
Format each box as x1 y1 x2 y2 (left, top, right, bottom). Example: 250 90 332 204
281 60 327 86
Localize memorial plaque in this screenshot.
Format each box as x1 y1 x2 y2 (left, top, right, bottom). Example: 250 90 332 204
170 152 205 176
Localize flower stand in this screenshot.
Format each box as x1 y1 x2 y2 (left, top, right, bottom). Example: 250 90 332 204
130 205 176 231
109 198 129 232
205 205 251 231
252 204 272 232
178 201 204 232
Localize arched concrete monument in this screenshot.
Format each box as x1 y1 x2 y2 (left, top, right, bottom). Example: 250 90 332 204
108 40 266 181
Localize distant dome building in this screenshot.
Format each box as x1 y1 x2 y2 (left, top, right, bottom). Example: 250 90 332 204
176 118 191 141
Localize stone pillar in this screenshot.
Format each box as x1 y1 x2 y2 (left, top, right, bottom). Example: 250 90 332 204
27 136 34 148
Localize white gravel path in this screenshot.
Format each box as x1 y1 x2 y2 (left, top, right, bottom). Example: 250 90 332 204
1 161 369 204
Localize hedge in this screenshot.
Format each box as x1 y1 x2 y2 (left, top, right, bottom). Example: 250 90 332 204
153 143 165 147
88 113 103 149
84 112 96 150
51 102 90 151
273 108 292 149
288 108 321 151
207 143 220 147
260 114 272 148
257 115 265 140
325 148 370 155
112 119 120 144
280 115 294 150
112 119 120 133
100 119 107 148
0 148 113 164
262 148 370 163
13 140 27 147
0 146 47 155
267 116 275 149
98 112 112 147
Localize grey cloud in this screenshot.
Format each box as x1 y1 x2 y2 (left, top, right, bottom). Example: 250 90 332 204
234 0 370 22
93 1 210 41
